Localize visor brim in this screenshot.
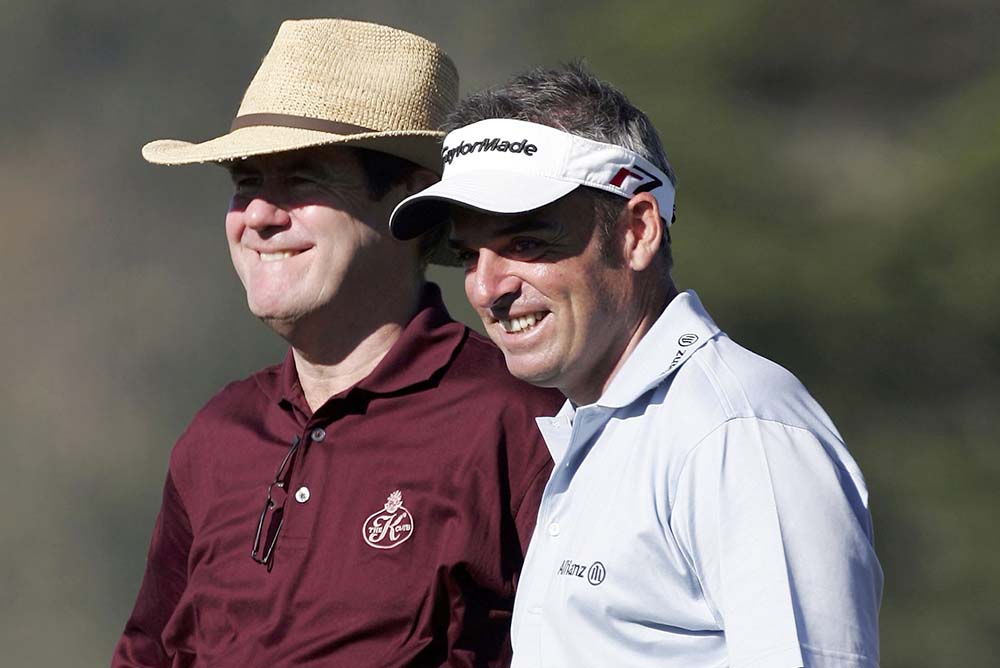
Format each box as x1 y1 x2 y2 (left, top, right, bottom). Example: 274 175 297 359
390 170 580 240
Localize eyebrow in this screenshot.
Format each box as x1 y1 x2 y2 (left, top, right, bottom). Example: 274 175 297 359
448 217 553 248
283 158 327 174
227 157 327 178
227 163 256 177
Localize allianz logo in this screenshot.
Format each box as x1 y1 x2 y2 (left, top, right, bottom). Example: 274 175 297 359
557 559 606 586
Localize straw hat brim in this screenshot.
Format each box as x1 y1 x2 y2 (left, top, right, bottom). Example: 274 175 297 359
143 124 460 266
141 125 447 174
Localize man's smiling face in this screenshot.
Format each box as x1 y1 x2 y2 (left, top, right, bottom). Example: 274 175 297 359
449 190 636 403
224 146 415 337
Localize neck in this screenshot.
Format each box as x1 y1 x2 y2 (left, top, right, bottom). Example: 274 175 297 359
567 280 679 406
286 279 425 411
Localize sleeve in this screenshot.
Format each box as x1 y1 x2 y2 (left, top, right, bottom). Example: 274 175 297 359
510 459 552 558
499 404 554 668
506 389 559 559
111 471 193 668
671 418 883 668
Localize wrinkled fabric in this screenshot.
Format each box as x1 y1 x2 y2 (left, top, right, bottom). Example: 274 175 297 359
114 284 562 668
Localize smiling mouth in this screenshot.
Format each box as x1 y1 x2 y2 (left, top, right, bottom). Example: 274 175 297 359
258 250 300 262
499 311 548 334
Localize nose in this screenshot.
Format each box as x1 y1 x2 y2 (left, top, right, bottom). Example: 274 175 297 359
466 249 522 313
241 196 291 231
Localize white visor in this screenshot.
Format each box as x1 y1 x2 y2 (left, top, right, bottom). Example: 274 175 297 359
389 118 675 240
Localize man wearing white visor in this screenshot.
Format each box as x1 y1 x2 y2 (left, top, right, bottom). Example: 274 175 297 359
390 64 883 667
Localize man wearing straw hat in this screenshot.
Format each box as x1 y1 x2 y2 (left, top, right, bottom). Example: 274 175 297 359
390 64 883 667
113 20 560 668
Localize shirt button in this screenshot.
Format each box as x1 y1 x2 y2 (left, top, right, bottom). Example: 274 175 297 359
310 428 326 442
548 521 560 537
294 486 311 503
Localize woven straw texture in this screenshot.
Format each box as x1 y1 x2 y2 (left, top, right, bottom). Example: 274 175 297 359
141 19 458 172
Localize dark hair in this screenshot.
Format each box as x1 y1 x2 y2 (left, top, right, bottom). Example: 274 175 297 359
447 62 674 271
353 148 446 266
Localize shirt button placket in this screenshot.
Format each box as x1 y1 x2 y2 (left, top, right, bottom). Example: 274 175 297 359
287 428 324 525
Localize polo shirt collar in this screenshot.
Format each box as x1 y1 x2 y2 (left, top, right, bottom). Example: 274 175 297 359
596 290 720 409
258 282 465 411
536 291 720 464
355 282 465 395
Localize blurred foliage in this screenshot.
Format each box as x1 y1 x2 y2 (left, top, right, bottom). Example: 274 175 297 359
2 0 997 665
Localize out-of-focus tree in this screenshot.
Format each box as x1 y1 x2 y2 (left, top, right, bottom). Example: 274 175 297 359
1 1 996 665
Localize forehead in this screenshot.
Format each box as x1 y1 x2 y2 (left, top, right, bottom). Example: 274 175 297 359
448 190 595 243
225 146 361 175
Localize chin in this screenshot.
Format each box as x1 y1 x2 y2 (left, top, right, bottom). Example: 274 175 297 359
253 312 294 335
247 293 302 321
501 356 560 389
249 300 308 334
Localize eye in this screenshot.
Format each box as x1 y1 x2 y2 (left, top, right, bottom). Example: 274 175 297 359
508 237 545 259
286 173 318 187
453 248 479 269
230 173 261 195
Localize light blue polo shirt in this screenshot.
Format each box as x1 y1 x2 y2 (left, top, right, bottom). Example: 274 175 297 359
511 291 882 668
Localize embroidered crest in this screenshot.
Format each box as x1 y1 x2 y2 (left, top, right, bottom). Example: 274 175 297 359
362 490 414 550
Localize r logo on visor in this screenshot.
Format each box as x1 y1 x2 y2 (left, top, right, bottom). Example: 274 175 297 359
610 165 663 195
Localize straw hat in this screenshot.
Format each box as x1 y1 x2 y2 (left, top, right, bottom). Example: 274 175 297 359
141 19 458 173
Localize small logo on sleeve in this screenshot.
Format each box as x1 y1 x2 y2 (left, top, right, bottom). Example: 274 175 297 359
678 333 698 347
362 490 414 550
667 334 700 372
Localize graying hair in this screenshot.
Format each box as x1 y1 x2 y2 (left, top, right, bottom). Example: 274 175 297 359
446 62 674 272
445 62 676 186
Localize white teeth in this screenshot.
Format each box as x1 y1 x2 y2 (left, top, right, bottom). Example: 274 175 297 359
499 312 545 334
259 251 296 262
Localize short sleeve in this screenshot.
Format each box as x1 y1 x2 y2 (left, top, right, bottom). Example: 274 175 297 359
511 459 552 557
501 386 560 559
112 472 193 668
671 418 882 668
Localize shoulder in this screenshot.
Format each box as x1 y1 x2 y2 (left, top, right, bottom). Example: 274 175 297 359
449 328 564 418
673 333 838 437
665 335 869 509
168 363 279 480
442 328 560 477
184 364 277 435
638 333 849 494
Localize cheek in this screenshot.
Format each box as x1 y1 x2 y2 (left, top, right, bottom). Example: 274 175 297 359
462 271 476 302
224 211 244 246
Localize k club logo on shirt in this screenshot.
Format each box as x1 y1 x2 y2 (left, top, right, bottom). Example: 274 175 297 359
362 490 414 549
441 137 539 165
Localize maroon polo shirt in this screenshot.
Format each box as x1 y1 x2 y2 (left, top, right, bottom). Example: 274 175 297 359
113 284 562 668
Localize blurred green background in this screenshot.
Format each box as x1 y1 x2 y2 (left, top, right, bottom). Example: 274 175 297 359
2 1 997 665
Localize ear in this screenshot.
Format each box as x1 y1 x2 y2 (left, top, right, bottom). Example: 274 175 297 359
402 168 439 197
622 192 663 272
